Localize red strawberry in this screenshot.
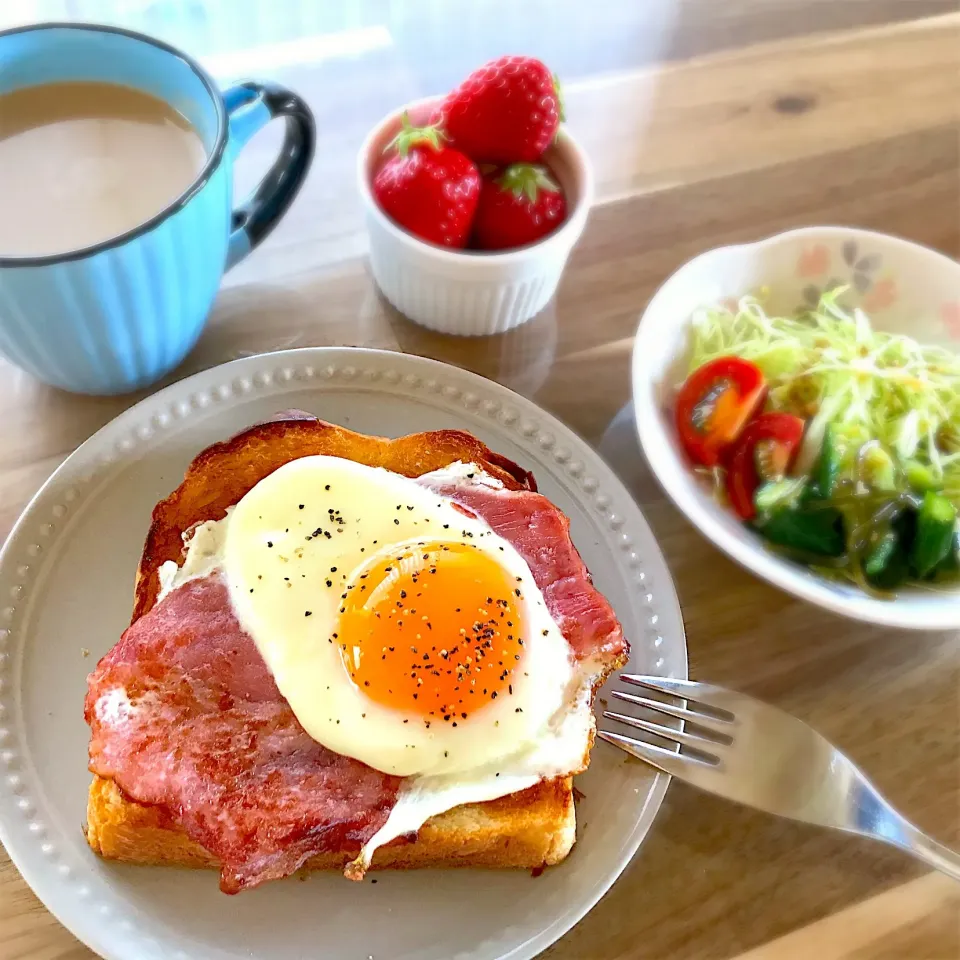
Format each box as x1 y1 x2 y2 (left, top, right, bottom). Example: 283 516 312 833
472 164 567 250
373 113 480 248
437 56 563 164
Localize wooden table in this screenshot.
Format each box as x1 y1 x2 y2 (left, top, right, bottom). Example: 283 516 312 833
2 2 959 958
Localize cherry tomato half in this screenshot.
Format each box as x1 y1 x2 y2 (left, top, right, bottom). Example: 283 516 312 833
726 413 806 520
675 357 766 467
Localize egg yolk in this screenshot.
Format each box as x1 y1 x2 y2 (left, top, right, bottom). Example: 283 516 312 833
336 541 527 723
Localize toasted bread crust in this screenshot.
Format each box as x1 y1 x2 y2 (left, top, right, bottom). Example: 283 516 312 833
86 774 575 873
90 415 608 881
133 418 535 623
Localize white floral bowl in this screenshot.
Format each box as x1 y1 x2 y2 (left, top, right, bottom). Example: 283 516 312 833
632 226 960 630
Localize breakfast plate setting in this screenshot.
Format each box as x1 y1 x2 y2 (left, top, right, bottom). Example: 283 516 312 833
0 349 686 960
1 10 959 960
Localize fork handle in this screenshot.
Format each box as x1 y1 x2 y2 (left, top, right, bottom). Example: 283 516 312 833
902 825 960 882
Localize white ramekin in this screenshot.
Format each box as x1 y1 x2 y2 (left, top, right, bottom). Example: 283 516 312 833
357 96 594 336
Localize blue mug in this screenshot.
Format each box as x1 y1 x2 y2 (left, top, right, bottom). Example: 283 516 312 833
0 22 315 394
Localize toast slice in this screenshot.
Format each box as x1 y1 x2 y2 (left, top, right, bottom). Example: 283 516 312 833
87 415 610 879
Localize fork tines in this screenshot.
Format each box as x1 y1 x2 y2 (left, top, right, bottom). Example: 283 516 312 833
598 674 736 772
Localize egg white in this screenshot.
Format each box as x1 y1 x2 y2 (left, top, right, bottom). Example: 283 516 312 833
163 456 581 778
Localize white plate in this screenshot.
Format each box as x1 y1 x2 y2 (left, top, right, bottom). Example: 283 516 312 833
0 348 686 960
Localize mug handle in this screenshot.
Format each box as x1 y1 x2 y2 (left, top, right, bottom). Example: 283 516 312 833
222 81 315 269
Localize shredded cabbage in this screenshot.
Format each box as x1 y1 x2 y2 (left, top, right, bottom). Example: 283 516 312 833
686 289 960 507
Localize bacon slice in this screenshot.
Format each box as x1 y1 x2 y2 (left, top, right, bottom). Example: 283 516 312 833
85 576 400 893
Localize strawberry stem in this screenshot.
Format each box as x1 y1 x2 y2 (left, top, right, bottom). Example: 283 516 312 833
385 112 445 158
497 164 560 203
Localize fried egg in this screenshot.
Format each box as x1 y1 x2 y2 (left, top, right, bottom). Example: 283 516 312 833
159 456 604 872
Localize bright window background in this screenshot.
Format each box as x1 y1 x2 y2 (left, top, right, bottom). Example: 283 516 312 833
0 1 672 87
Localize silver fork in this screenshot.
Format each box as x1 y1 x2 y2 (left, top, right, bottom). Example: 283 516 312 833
599 675 960 881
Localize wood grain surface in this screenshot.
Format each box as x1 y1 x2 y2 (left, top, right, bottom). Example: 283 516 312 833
1 2 959 959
